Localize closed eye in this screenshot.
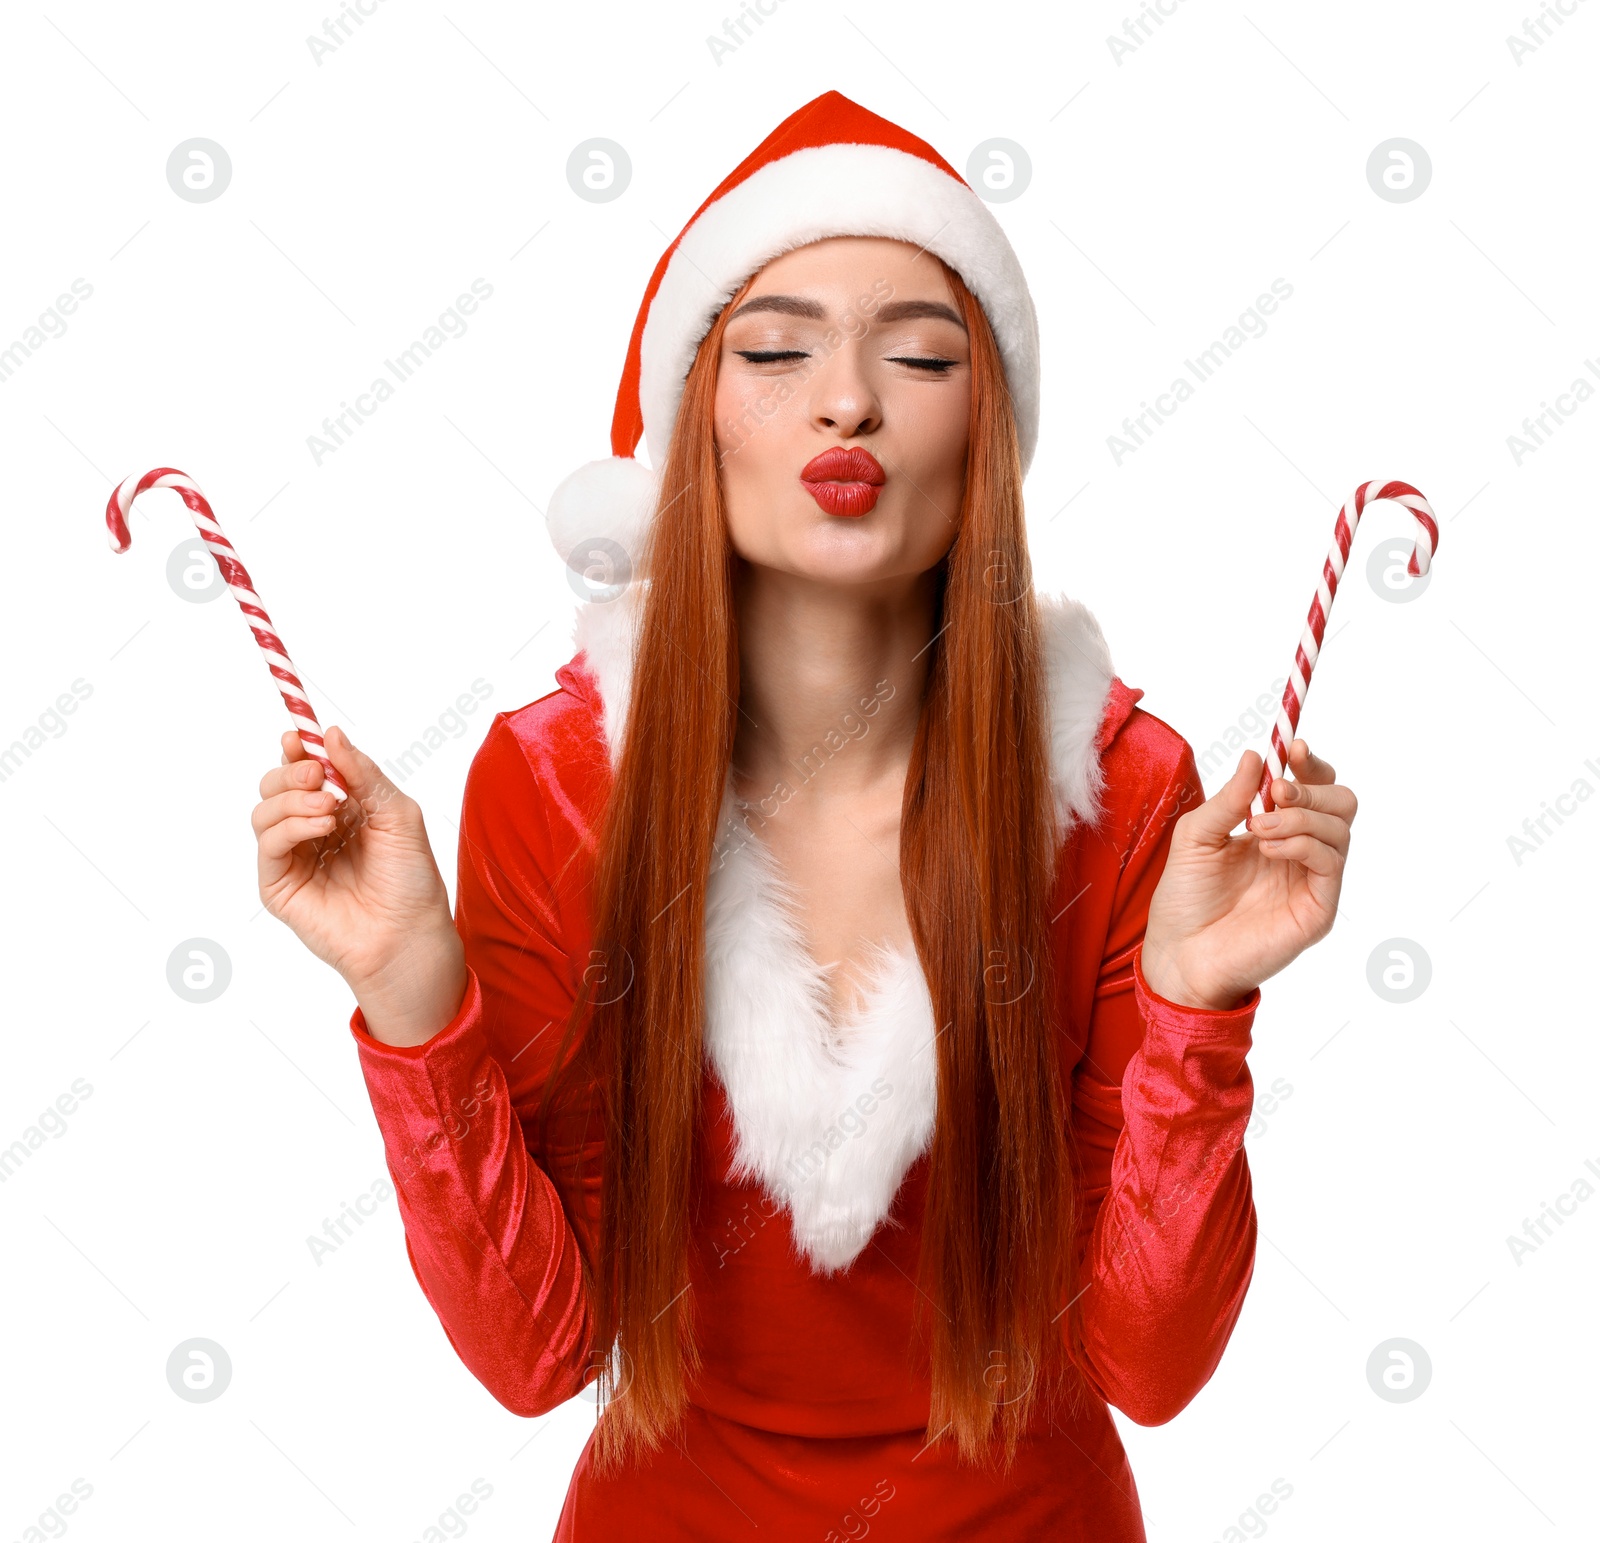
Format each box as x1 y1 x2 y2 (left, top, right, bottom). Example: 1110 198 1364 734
887 356 958 373
735 349 958 373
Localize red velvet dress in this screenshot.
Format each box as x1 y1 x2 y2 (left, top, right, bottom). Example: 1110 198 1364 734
346 652 1260 1541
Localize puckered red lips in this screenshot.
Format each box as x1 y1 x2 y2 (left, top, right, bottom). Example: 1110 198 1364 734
800 445 886 516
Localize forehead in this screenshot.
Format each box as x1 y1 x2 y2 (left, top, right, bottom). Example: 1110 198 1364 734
737 234 958 304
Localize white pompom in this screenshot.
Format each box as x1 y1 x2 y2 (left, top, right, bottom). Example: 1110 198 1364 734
546 456 660 585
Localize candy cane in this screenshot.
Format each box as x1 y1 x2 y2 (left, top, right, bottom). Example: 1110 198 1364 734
1254 478 1438 816
106 467 349 802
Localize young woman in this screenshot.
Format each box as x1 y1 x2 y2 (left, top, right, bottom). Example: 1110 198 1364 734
252 93 1356 1540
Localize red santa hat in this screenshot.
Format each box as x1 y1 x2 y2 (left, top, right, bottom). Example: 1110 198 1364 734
546 89 1041 583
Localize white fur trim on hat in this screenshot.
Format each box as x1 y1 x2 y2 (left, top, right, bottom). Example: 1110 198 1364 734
638 142 1041 476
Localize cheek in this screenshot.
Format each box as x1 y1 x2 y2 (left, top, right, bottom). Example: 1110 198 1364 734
711 371 744 457
898 386 970 500
714 370 789 460
713 374 807 556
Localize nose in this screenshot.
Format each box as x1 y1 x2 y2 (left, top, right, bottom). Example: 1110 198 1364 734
808 344 881 439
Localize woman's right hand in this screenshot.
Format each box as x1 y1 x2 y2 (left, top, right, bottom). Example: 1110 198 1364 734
253 724 466 1044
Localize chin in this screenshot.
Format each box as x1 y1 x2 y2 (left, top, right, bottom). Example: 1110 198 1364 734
777 533 941 590
728 492 954 586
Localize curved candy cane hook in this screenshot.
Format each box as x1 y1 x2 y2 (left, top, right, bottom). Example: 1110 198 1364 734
106 468 349 801
1256 478 1438 815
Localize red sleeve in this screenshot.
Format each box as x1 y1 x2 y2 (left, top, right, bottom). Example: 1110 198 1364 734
1064 738 1260 1426
345 711 596 1418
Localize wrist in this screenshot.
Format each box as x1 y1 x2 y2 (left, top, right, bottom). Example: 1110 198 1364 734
1137 942 1248 1013
350 926 468 1048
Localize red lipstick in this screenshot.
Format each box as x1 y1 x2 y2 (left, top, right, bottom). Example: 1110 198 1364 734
800 446 886 516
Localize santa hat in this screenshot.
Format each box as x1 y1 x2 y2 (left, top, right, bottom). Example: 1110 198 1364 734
547 89 1041 586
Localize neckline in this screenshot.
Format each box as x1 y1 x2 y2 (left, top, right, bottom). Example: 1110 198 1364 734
723 784 917 1040
703 778 939 1273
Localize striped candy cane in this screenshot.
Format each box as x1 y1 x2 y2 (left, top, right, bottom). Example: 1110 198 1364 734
1254 478 1438 816
106 468 349 802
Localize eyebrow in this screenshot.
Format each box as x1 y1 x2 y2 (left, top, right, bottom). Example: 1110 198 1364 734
726 294 967 331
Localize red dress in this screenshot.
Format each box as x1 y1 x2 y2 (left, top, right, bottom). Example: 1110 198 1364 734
346 647 1260 1541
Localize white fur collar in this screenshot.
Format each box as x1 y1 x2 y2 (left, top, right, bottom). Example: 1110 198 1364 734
567 584 1117 1273
702 803 940 1273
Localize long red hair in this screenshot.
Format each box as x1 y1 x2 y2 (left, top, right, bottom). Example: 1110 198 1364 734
541 257 1084 1471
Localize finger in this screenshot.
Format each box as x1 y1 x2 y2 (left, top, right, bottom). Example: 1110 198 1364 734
322 724 401 814
1184 750 1262 844
1286 738 1336 784
259 811 340 860
1247 806 1351 856
259 753 327 800
1254 831 1343 878
1273 776 1357 825
252 786 338 836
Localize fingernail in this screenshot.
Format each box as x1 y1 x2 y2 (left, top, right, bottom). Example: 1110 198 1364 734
1278 782 1297 803
1253 812 1281 830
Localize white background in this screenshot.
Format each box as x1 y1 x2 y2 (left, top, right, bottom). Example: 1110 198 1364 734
2 2 1595 1539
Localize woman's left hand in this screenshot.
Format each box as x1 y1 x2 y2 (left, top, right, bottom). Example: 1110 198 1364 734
1140 739 1357 1011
